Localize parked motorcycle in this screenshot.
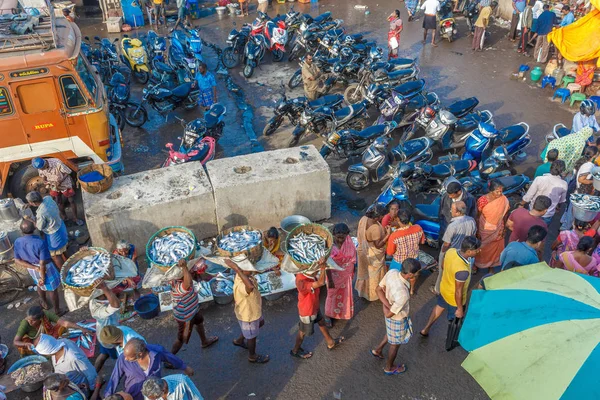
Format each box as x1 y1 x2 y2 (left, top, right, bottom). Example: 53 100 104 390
222 22 251 69
464 0 480 33
264 17 288 61
263 89 344 136
346 135 435 190
86 36 125 84
344 61 419 104
163 118 216 168
243 33 267 78
146 30 167 68
374 79 439 127
462 121 530 163
320 121 399 160
406 100 493 150
127 80 198 126
545 123 571 143
396 159 478 194
438 0 457 42
107 72 144 129
288 15 343 61
120 36 150 84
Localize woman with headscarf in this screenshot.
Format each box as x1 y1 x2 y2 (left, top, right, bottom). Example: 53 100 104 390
263 227 284 270
387 10 404 60
474 179 510 274
551 219 595 268
356 204 391 301
325 223 357 323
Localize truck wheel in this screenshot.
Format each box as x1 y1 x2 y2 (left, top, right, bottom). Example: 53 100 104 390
9 164 46 201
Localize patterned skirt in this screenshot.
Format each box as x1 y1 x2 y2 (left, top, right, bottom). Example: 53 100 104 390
385 316 413 345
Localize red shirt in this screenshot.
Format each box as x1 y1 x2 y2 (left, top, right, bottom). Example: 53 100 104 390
386 225 425 263
296 274 320 317
507 207 547 243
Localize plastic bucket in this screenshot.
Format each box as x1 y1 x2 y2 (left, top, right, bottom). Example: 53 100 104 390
7 355 50 392
280 215 311 234
134 294 160 319
573 204 598 222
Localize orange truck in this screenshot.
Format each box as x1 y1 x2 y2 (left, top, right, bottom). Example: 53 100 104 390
0 6 123 200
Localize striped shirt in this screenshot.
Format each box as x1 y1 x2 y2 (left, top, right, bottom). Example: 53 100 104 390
171 281 199 322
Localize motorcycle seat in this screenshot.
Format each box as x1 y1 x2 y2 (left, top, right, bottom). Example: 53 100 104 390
498 125 526 144
155 61 174 73
497 175 528 191
355 125 387 140
429 160 475 178
387 58 414 67
309 94 342 108
313 11 332 24
446 97 479 118
414 203 440 222
326 29 344 38
171 82 192 98
392 79 425 98
205 104 226 127
454 115 481 133
399 137 431 160
194 141 211 161
556 126 571 138
387 68 415 81
334 103 363 121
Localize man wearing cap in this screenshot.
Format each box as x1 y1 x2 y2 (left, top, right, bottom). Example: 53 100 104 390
225 258 269 364
31 157 83 226
35 333 97 390
90 281 121 372
99 325 145 356
290 259 345 359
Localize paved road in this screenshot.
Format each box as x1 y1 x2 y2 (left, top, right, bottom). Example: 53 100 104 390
4 2 578 399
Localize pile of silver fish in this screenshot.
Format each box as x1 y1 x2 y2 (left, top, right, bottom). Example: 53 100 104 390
571 194 600 212
150 231 195 265
218 229 262 252
195 281 212 298
66 251 111 287
212 274 234 295
63 322 96 351
288 232 328 264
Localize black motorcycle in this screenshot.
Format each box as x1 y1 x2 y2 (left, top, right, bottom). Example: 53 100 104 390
398 159 478 194
243 33 267 78
222 22 251 69
288 17 343 61
107 72 144 129
319 121 398 160
146 30 167 68
263 90 344 136
127 81 198 126
344 62 419 104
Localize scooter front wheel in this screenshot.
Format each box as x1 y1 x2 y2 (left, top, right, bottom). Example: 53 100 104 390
125 104 148 127
344 83 364 105
288 69 302 89
134 70 149 84
222 46 240 69
272 49 285 62
243 64 254 78
346 171 370 191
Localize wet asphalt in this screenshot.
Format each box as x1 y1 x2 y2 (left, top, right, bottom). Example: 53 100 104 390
3 1 579 399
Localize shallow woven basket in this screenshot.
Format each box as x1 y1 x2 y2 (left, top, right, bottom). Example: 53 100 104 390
61 247 113 297
284 223 333 269
77 164 114 194
216 225 264 263
146 226 197 272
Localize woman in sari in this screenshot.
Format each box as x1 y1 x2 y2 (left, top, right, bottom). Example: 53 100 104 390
387 10 403 60
13 306 90 357
474 180 510 274
550 219 594 268
356 204 391 301
325 223 357 323
263 227 284 270
560 236 599 276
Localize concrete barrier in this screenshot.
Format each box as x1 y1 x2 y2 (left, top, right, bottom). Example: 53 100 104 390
206 145 331 230
83 161 218 254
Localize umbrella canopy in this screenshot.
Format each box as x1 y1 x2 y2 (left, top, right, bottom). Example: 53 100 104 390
459 262 600 400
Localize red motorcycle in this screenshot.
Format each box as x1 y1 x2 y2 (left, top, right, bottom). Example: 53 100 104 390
162 117 220 167
252 11 288 62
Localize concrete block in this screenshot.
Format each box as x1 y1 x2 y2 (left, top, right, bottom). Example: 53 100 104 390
206 145 331 231
83 161 218 254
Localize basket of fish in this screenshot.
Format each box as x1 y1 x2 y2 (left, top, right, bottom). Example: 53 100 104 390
147 227 197 272
285 223 333 269
571 194 600 222
61 247 113 297
216 226 263 263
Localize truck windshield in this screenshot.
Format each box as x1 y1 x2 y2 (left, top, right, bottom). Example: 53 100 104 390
76 56 98 103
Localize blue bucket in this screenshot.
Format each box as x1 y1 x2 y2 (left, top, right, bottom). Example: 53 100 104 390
7 355 49 392
134 294 160 320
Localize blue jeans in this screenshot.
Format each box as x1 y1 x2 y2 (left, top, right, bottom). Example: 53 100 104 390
542 215 553 225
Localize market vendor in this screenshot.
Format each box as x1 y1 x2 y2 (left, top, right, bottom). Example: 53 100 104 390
43 373 104 400
31 157 83 226
14 219 63 315
89 281 121 372
263 227 284 271
13 306 90 357
24 191 69 269
112 240 142 301
98 325 145 356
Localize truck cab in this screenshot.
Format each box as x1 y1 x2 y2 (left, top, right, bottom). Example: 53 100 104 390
0 6 123 199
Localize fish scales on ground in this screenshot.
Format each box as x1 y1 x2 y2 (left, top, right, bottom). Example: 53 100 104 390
149 231 195 265
218 229 262 252
288 233 328 264
571 194 600 211
65 251 111 287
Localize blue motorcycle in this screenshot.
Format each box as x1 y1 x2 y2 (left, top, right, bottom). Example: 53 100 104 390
462 121 530 164
146 30 167 68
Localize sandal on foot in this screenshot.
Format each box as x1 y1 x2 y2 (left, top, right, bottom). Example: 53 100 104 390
370 350 384 359
290 348 312 359
328 336 345 350
419 331 429 338
384 364 407 375
233 340 248 349
249 354 270 364
202 336 219 348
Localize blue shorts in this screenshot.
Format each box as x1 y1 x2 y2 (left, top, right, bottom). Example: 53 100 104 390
99 343 118 359
390 259 402 271
436 294 458 321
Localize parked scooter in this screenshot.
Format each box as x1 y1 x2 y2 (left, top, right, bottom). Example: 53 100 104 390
319 121 398 160
146 30 167 68
120 36 150 84
222 22 251 69
345 134 436 190
462 121 530 163
243 33 267 78
545 123 572 143
374 79 439 127
163 118 216 168
264 17 288 61
438 0 457 42
263 88 344 136
344 62 419 104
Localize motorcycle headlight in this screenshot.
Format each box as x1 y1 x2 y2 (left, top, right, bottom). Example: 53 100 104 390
142 88 148 95
227 34 235 41
300 22 307 32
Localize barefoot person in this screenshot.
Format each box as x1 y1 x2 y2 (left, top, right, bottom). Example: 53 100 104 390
226 258 269 364
420 0 440 46
169 259 218 356
371 258 420 375
291 259 345 359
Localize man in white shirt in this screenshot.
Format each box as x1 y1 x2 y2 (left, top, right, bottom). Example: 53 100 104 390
420 0 441 46
142 375 203 400
521 160 568 225
572 100 599 134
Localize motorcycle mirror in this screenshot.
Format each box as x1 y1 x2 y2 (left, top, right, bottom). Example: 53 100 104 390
94 36 101 41
84 36 90 41
177 136 182 140
113 38 119 43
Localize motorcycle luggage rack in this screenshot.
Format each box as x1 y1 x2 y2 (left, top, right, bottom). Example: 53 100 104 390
0 1 58 54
